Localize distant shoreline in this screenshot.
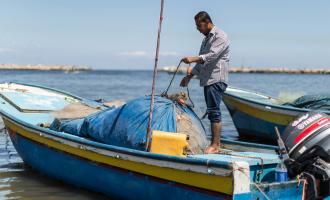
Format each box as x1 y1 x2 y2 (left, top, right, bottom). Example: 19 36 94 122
1 65 329 74
0 64 92 71
159 66 330 75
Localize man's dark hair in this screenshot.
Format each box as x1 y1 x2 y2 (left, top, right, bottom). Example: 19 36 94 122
194 11 213 23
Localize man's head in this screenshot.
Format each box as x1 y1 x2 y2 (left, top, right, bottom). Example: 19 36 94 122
194 11 214 36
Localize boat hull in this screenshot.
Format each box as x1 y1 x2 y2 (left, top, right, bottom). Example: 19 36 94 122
0 82 305 199
223 94 303 142
4 117 235 200
3 115 305 200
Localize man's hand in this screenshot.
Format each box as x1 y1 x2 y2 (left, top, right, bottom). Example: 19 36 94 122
181 56 202 64
187 67 193 75
180 75 192 87
180 67 194 87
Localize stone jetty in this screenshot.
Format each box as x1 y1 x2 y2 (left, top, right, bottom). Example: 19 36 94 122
0 64 92 71
159 66 330 74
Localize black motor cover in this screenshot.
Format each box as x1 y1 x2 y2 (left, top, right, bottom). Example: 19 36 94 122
282 112 330 198
282 112 330 162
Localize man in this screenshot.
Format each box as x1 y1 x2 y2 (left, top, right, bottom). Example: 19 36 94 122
180 11 230 154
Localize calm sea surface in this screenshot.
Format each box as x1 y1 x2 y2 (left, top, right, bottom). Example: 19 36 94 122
0 70 329 199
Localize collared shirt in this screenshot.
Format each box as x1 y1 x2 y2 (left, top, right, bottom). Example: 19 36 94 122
192 26 230 86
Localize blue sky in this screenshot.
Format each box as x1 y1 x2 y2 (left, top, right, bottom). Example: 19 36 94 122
0 0 329 69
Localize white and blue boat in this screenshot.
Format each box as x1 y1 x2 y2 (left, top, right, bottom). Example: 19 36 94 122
0 82 305 199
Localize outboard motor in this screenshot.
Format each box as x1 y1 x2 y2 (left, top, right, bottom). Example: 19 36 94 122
281 112 330 199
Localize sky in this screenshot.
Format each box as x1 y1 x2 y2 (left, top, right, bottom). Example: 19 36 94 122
0 0 329 69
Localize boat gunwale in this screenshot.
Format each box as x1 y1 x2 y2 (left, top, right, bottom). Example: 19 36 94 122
0 82 277 169
224 86 330 114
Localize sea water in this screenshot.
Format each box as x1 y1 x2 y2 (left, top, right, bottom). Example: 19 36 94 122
1 70 330 199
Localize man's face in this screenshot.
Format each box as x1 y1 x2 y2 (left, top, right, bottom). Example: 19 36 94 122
195 20 209 35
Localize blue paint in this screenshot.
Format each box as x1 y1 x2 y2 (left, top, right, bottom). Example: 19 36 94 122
1 91 69 111
275 170 288 182
191 152 279 165
10 131 303 200
233 181 303 200
0 82 279 170
10 131 230 200
227 106 287 141
192 152 281 183
249 181 303 200
223 87 330 142
275 162 288 182
0 82 305 199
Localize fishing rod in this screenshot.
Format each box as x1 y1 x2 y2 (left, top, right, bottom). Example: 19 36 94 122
145 0 165 151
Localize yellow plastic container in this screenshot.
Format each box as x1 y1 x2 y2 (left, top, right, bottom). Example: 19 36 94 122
150 130 188 157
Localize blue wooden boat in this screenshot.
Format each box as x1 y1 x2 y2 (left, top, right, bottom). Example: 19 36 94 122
0 82 304 199
223 87 330 142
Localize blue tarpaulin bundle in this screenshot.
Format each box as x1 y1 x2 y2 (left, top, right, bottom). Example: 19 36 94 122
50 96 207 152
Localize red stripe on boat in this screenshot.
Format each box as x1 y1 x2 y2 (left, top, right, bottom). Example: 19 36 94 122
294 118 330 143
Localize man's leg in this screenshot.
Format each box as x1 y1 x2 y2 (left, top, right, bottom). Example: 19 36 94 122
212 122 222 144
204 122 222 154
204 82 227 154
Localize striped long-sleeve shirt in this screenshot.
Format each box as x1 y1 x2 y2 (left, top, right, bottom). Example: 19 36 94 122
192 26 230 86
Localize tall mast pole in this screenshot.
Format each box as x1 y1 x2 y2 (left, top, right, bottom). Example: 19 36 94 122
145 0 165 151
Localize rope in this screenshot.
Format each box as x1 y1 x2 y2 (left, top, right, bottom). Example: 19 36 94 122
234 166 271 200
145 0 165 151
252 182 271 200
186 85 195 108
217 151 265 182
161 60 183 97
161 61 195 108
209 161 271 200
299 176 307 200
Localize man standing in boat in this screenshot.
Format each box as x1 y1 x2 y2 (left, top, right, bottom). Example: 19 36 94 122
180 11 230 154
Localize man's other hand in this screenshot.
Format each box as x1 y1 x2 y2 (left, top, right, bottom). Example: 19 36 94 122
180 75 192 87
187 67 193 75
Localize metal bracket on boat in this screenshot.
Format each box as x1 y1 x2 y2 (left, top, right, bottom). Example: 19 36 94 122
246 156 264 183
78 145 87 150
205 159 216 175
265 106 272 110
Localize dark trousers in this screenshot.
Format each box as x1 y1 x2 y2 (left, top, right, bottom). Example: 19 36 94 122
203 82 227 123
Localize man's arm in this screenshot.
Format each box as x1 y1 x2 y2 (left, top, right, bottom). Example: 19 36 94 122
181 56 203 64
199 36 227 65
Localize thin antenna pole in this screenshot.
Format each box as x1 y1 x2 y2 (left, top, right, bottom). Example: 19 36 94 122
145 0 165 151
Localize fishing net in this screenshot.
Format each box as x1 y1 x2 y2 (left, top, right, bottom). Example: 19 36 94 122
284 94 330 111
50 96 208 154
51 101 125 119
275 92 305 104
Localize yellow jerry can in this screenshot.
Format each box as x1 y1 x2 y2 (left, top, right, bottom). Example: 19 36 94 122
150 130 188 157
